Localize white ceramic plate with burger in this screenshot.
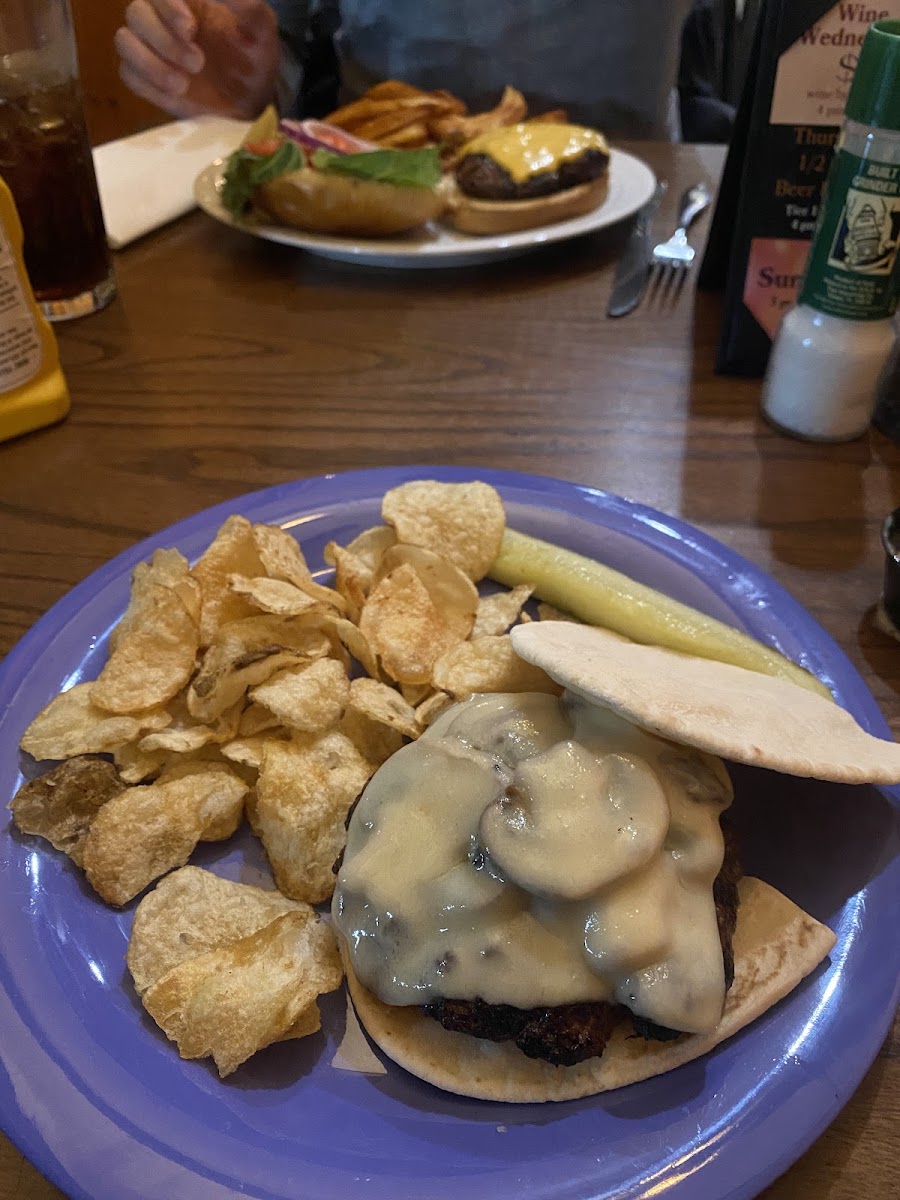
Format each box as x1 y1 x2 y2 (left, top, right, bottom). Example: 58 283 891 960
193 115 656 269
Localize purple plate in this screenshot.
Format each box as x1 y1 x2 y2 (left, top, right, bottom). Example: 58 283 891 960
1 466 898 1200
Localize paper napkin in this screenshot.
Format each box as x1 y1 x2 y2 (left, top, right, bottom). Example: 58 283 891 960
93 116 250 249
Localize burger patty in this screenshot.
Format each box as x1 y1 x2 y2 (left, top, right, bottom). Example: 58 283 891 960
425 996 623 1068
424 821 742 1067
455 149 609 202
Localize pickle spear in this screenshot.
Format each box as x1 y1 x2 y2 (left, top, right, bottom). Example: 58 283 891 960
489 528 831 699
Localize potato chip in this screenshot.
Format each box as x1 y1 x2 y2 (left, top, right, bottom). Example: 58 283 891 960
238 702 282 737
192 515 266 645
415 691 454 727
214 614 333 656
472 584 534 638
323 542 371 621
359 563 461 685
145 549 202 624
227 575 322 619
255 732 374 903
189 647 301 724
186 614 330 722
121 746 228 785
376 544 477 643
127 865 308 994
137 688 243 750
346 524 397 571
10 756 124 867
138 721 224 755
141 909 342 1076
250 658 349 733
252 523 346 612
348 678 420 740
312 613 380 680
399 681 431 706
114 740 168 784
81 762 248 906
109 564 152 656
381 480 505 581
221 733 289 771
537 602 582 623
339 708 404 767
320 632 352 675
251 522 311 582
20 683 170 762
110 549 201 654
432 635 563 698
213 700 244 741
90 580 199 715
286 1003 322 1039
115 735 232 783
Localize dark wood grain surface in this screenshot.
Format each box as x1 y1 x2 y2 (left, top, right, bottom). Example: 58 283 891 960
1 141 897 1200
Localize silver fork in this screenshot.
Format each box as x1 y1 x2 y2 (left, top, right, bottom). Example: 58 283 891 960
648 182 712 300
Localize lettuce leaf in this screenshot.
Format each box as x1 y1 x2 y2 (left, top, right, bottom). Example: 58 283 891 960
310 146 442 189
221 140 304 216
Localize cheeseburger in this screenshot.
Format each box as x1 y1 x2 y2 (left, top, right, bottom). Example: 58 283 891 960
447 122 611 235
333 622 900 1103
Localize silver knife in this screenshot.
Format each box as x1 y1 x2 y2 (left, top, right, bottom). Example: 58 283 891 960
607 181 668 318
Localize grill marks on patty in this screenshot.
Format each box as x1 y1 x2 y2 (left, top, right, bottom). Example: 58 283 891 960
423 818 743 1067
455 148 610 202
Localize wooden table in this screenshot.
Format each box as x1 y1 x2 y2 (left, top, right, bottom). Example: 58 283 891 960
1 142 897 1200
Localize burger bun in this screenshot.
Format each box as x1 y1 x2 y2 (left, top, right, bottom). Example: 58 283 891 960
445 173 609 236
256 167 448 238
341 878 836 1103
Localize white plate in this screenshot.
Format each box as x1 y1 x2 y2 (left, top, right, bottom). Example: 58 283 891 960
193 148 655 268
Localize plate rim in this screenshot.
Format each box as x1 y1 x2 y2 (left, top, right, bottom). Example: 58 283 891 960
192 149 656 266
0 464 897 1200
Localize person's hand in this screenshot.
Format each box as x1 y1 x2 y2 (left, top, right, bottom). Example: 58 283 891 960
115 0 281 120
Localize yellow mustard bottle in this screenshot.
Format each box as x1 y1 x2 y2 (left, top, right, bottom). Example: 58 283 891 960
0 176 70 442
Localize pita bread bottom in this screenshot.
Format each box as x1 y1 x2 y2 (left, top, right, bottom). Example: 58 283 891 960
343 877 836 1103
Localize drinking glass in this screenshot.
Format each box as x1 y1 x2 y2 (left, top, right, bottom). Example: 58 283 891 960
0 0 115 320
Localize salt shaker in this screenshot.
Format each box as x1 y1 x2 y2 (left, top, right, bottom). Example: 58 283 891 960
761 19 900 441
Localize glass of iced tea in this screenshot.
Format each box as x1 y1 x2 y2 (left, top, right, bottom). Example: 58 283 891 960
0 0 114 320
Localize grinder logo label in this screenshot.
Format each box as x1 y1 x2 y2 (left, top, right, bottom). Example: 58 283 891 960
800 148 900 319
828 188 900 274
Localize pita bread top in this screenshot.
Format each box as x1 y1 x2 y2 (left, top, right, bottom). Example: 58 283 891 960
510 622 900 785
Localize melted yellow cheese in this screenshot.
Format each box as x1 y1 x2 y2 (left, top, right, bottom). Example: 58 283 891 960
333 692 733 1035
460 123 609 183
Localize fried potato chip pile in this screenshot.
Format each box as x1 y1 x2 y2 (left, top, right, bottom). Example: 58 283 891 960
128 867 342 1076
325 80 568 156
11 479 565 1074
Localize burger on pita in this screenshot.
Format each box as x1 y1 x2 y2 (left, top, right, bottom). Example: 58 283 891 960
332 623 900 1102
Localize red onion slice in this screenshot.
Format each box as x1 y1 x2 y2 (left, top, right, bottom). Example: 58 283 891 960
278 119 377 157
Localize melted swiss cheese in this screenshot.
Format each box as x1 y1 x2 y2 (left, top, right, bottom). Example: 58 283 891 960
333 692 732 1034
